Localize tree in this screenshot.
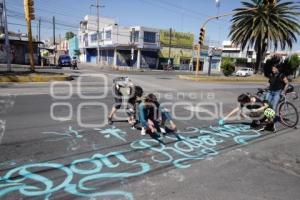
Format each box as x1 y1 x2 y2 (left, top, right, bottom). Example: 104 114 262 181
282 54 300 77
264 54 300 78
74 50 81 57
229 0 300 73
221 57 235 76
289 54 300 77
65 32 75 40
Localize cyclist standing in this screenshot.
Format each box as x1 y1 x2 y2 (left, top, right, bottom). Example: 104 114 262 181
266 64 289 111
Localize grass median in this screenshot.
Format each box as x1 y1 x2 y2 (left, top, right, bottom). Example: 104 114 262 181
178 75 300 84
0 72 72 83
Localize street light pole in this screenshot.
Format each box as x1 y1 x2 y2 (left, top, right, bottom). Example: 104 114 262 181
195 8 257 76
2 0 11 72
208 48 214 76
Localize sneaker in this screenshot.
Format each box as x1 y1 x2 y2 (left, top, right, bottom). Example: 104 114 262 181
264 123 277 133
150 132 161 139
141 127 146 136
251 123 265 131
253 125 265 132
160 127 166 134
108 117 113 125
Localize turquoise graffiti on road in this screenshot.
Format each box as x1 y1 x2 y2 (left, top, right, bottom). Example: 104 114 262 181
43 126 83 141
0 152 150 200
131 124 261 168
94 127 128 142
0 124 261 199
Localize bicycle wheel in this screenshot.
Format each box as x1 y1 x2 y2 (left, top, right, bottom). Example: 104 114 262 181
279 102 299 128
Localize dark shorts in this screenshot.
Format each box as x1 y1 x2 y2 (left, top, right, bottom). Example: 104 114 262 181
113 97 122 109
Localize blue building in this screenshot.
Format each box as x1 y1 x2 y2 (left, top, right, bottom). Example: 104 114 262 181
68 36 79 59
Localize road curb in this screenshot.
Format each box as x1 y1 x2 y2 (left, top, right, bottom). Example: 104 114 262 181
178 75 300 84
0 74 73 83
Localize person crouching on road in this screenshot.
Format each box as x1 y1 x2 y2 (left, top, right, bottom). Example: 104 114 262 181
108 77 134 125
219 93 276 132
138 94 177 136
126 85 144 127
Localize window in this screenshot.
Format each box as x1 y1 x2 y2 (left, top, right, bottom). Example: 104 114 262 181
90 33 97 42
105 31 112 40
131 31 139 42
144 31 156 43
99 32 103 40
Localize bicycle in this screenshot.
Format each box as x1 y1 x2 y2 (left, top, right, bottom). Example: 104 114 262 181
257 88 299 128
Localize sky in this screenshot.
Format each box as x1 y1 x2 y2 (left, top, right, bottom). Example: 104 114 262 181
5 0 300 51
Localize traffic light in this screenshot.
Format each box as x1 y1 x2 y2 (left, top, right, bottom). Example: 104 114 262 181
199 28 205 46
24 0 35 21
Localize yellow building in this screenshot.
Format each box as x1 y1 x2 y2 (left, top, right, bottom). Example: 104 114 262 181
158 29 194 69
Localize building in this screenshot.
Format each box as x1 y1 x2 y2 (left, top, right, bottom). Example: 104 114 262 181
78 15 161 68
78 15 117 63
0 32 40 65
158 29 194 70
68 36 79 59
221 41 257 67
56 37 69 55
192 45 222 73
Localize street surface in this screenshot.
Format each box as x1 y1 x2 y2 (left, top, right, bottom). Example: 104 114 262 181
0 65 299 200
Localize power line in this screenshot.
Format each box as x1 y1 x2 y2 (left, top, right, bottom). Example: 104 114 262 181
5 2 205 42
8 22 37 28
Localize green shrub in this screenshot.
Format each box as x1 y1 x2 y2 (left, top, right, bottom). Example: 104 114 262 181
282 54 300 77
221 57 235 76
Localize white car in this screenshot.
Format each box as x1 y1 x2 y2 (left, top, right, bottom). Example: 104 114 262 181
236 68 254 77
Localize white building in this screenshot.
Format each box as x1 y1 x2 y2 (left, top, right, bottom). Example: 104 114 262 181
222 41 257 63
78 15 160 68
78 15 117 62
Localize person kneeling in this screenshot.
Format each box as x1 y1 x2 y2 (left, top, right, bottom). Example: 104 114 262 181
138 94 177 136
219 93 276 132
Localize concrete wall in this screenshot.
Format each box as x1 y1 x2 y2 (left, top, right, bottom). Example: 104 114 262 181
85 15 116 32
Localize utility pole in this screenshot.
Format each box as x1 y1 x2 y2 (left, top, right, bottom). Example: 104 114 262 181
53 16 56 66
168 28 172 68
91 0 104 65
2 0 11 72
130 27 135 67
24 0 35 72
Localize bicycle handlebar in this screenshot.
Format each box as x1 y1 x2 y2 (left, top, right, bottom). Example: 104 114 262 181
257 88 299 100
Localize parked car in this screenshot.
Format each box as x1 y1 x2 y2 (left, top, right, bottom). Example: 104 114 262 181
58 55 71 68
236 68 254 77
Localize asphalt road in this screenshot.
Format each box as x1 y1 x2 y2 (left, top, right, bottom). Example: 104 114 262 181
0 68 299 200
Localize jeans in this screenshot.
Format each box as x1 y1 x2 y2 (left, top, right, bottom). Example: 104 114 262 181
266 90 281 110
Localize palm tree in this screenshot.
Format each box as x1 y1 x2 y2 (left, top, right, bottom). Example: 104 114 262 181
229 0 300 73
